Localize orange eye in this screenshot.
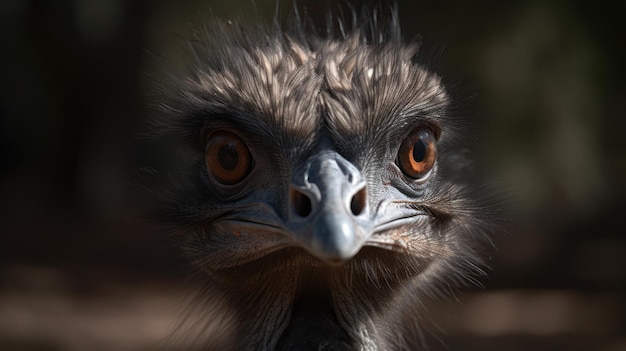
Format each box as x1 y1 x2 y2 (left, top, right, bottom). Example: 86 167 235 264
397 128 437 180
205 131 253 185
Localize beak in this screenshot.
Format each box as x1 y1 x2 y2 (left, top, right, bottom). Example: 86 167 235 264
288 151 369 265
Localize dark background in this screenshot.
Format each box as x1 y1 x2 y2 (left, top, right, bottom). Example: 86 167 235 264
1 0 625 350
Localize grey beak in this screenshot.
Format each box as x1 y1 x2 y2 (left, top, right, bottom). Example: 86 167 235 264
289 151 369 265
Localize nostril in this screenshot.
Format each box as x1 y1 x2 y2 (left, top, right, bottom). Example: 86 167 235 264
291 188 312 217
350 187 367 216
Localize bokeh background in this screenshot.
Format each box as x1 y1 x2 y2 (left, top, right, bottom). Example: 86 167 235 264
1 0 624 350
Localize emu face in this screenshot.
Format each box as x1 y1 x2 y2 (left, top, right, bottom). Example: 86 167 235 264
148 10 497 351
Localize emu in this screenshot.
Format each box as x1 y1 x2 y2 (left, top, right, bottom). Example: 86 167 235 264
144 6 498 350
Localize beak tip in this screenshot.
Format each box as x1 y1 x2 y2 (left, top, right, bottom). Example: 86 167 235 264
310 213 362 265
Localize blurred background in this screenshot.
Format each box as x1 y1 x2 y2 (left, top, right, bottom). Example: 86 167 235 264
0 0 624 350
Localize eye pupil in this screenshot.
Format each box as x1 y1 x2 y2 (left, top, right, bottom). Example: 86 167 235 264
412 140 426 163
218 145 239 171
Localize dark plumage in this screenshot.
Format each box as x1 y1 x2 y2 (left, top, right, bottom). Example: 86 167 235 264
144 5 499 351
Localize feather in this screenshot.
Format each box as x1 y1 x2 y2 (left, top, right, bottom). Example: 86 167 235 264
141 4 503 350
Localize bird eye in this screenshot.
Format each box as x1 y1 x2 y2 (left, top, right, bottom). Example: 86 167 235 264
205 131 253 186
397 128 437 180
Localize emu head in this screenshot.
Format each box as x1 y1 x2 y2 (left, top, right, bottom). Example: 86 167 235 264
145 7 498 351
